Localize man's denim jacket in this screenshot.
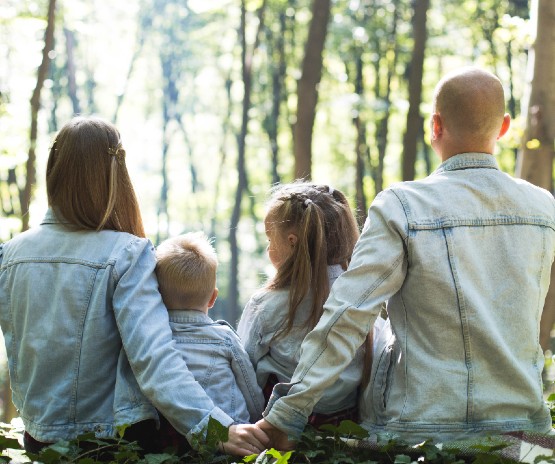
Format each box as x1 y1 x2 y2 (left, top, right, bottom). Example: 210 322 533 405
238 265 364 414
265 153 555 443
168 310 264 423
0 210 233 444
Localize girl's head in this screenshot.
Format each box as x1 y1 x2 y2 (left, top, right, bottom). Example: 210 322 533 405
265 181 359 334
46 116 145 237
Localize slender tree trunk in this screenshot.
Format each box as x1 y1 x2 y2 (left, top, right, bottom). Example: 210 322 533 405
515 0 555 351
64 28 81 115
21 0 56 232
228 0 267 323
401 0 429 181
293 0 331 180
210 75 232 239
267 11 286 186
352 54 368 228
375 0 400 194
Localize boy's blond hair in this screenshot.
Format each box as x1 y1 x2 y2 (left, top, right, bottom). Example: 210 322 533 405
155 232 218 310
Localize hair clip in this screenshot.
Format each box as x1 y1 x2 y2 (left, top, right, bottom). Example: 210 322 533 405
108 143 126 165
304 198 313 207
328 186 334 195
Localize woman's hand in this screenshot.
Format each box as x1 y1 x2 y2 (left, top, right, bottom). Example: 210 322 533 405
219 424 270 456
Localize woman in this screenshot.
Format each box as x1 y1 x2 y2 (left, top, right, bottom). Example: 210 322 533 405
0 116 268 455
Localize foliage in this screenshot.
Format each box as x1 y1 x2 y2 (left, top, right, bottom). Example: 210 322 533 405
0 416 553 464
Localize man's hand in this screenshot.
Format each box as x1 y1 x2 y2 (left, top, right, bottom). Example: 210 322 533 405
256 418 296 451
218 424 270 456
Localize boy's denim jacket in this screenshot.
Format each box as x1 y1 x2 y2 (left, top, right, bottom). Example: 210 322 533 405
265 153 555 443
237 265 364 414
0 210 233 444
168 310 264 423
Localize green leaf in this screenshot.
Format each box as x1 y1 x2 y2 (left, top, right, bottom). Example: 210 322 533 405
393 455 412 464
0 434 21 450
143 452 180 464
242 453 259 462
76 458 97 464
205 417 229 448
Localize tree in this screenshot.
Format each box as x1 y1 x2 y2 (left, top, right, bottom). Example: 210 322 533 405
401 0 429 181
515 0 555 351
228 0 267 322
293 0 331 180
20 0 57 232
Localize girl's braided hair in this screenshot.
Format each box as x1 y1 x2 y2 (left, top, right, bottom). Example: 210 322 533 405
265 181 359 338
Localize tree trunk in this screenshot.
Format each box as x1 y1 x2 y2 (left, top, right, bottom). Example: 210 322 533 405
401 0 429 181
21 0 57 232
293 0 331 180
266 11 286 186
351 54 368 228
64 28 81 115
228 0 267 323
515 0 555 351
374 0 400 195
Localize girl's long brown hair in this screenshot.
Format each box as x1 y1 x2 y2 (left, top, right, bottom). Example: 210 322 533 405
46 116 145 237
266 182 359 338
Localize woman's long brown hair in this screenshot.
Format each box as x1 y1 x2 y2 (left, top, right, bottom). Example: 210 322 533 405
46 116 145 237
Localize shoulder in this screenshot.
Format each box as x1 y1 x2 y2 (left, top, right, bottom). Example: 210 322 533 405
247 287 290 307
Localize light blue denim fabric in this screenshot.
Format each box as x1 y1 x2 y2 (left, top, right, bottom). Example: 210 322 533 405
237 265 364 414
168 309 264 423
0 209 233 444
265 153 555 443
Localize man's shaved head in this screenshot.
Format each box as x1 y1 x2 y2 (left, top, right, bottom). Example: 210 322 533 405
433 67 506 142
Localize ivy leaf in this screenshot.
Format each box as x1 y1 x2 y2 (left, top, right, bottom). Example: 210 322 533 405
205 417 229 449
0 434 21 450
242 453 259 462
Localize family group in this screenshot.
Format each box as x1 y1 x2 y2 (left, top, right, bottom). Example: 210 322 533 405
0 67 554 457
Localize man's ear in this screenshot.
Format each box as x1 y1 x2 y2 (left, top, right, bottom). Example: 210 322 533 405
431 113 443 140
207 288 219 309
497 113 511 140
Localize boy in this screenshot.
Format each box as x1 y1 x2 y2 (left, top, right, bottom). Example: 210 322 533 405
155 232 265 428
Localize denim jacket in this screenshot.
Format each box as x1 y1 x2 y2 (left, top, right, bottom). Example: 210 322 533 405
168 310 264 423
0 209 233 444
237 265 364 414
265 153 555 443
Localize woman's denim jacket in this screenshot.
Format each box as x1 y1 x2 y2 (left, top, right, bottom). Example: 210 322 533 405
265 153 555 443
237 265 364 414
168 310 264 423
0 210 233 444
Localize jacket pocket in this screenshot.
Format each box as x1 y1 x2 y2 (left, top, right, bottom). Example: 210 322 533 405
370 320 395 423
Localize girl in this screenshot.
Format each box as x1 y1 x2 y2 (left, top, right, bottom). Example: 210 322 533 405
0 116 267 456
237 181 367 427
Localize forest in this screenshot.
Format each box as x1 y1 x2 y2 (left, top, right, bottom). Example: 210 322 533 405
0 0 554 426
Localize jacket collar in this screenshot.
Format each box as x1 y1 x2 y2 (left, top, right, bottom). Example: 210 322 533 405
433 152 499 175
168 309 212 323
41 208 71 226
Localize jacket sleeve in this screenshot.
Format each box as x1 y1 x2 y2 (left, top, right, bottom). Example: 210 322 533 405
264 189 409 438
112 238 233 445
228 331 266 422
237 296 270 371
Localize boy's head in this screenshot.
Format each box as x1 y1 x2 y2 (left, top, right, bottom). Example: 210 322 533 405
155 232 218 311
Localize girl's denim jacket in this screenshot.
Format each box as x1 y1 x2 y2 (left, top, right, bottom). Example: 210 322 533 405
265 153 555 443
168 310 265 423
237 265 364 414
0 210 233 444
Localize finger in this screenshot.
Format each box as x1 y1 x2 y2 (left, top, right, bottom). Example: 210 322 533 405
246 426 270 449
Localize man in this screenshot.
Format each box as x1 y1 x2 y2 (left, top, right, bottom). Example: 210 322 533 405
257 67 555 447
